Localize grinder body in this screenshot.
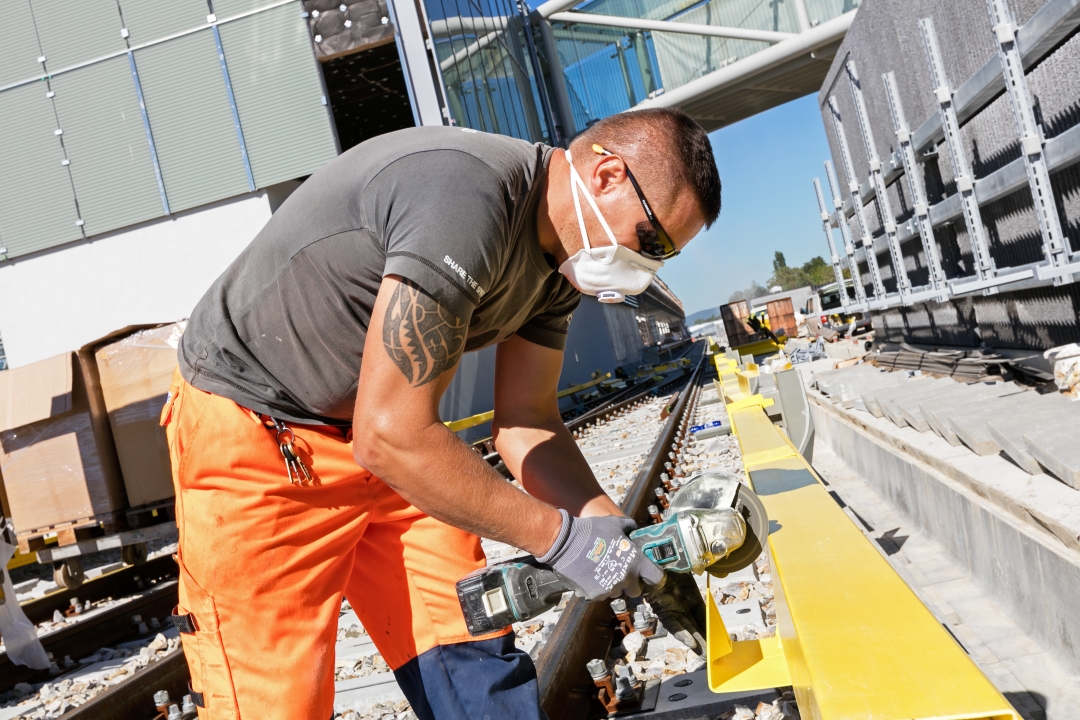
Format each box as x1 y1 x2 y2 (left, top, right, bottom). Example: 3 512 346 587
457 474 763 637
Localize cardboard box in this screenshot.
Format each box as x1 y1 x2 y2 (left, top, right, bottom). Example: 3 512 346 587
92 323 185 508
720 300 752 347
0 464 10 521
0 352 127 535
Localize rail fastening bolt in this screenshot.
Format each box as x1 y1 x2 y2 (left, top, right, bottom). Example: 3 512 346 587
587 658 609 679
154 690 170 706
182 695 197 715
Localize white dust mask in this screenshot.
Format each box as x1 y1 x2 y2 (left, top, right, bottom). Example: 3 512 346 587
558 150 664 303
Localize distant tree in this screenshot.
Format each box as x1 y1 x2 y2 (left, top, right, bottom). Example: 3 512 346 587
732 251 843 302
802 256 835 287
766 252 835 290
767 252 807 290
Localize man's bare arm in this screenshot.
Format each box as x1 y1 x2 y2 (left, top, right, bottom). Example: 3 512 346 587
492 335 623 518
353 276 563 557
382 280 468 386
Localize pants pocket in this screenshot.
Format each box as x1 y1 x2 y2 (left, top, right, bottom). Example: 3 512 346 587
174 561 240 720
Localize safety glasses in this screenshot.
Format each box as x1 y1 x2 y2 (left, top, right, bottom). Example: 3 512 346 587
591 144 680 260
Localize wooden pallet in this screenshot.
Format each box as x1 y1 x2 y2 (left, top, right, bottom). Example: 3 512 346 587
16 512 122 554
125 499 176 529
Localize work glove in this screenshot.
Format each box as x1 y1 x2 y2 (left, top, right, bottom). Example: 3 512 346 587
644 572 708 654
537 510 664 602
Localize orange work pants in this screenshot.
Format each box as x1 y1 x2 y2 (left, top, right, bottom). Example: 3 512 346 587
161 372 518 719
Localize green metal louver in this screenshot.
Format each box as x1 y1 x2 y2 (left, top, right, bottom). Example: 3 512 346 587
0 83 83 257
118 0 210 44
31 0 127 71
218 3 339 187
0 1 43 89
134 29 250 213
0 0 341 256
50 56 163 236
211 0 273 18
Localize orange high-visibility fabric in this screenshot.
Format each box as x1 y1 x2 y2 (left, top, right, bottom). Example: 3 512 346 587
161 370 508 719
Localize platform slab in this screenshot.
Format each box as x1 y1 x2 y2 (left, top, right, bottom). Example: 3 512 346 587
1024 422 1080 489
948 393 1045 455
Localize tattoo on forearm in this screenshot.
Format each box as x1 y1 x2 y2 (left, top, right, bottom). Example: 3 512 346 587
383 280 467 387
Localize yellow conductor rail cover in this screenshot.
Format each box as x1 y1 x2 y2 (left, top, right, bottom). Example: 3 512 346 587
708 401 1019 720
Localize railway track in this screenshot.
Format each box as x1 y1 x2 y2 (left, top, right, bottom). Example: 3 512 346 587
2 344 791 720
535 356 708 719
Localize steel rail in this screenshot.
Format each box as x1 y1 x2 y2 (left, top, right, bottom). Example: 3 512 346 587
61 650 190 720
477 363 696 479
535 354 706 720
0 580 179 694
567 366 694 432
20 554 178 626
561 343 701 422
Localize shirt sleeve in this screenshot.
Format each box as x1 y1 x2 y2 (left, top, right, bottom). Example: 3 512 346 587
374 151 509 322
516 276 582 351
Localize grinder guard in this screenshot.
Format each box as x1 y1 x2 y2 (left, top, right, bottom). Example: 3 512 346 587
665 472 770 577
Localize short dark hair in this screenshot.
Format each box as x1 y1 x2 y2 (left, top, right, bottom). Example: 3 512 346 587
571 108 722 228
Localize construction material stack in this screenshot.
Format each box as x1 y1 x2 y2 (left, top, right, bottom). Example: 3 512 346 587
0 323 184 579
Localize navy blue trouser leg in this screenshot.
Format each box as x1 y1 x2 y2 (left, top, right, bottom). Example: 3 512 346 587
392 635 549 720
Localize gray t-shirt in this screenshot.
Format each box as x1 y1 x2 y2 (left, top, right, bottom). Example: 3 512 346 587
179 127 580 425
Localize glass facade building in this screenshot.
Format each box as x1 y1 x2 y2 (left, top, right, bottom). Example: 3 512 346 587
422 0 860 143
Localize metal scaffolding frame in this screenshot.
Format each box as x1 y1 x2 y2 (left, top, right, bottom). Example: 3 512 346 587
813 0 1080 309
824 159 869 310
881 71 948 303
827 95 892 309
812 177 851 312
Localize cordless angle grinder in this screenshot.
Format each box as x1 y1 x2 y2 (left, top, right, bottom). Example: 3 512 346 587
456 473 769 636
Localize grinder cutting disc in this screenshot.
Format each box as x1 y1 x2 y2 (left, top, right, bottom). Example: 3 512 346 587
706 484 767 577
664 472 769 577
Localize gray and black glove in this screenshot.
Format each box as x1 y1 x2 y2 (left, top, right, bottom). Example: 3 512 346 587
644 572 708 654
537 510 664 602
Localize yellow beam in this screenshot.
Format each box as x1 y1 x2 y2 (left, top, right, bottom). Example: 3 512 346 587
731 338 783 357
445 409 495 433
446 355 689 434
444 373 613 433
7 545 41 571
735 367 759 398
558 372 612 398
706 596 790 692
711 403 1019 720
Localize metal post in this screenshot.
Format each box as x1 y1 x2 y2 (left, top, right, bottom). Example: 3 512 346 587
211 24 255 192
517 1 560 145
918 17 1033 295
813 177 850 311
882 71 948 302
792 0 812 33
127 51 169 215
844 59 915 302
827 95 890 308
537 17 575 144
985 0 1080 284
825 160 869 310
389 0 446 126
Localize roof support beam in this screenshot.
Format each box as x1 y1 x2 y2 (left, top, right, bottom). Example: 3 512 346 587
546 12 795 44
636 10 855 111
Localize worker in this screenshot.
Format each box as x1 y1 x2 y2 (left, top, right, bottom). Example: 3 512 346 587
162 107 721 719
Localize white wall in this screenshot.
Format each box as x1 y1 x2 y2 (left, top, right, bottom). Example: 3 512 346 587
0 192 273 368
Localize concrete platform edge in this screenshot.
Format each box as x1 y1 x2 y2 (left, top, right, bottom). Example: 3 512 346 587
808 394 1080 675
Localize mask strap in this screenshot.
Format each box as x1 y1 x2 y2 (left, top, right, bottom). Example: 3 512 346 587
566 150 619 251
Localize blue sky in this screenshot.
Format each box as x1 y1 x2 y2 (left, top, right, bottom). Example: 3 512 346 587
658 95 833 317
